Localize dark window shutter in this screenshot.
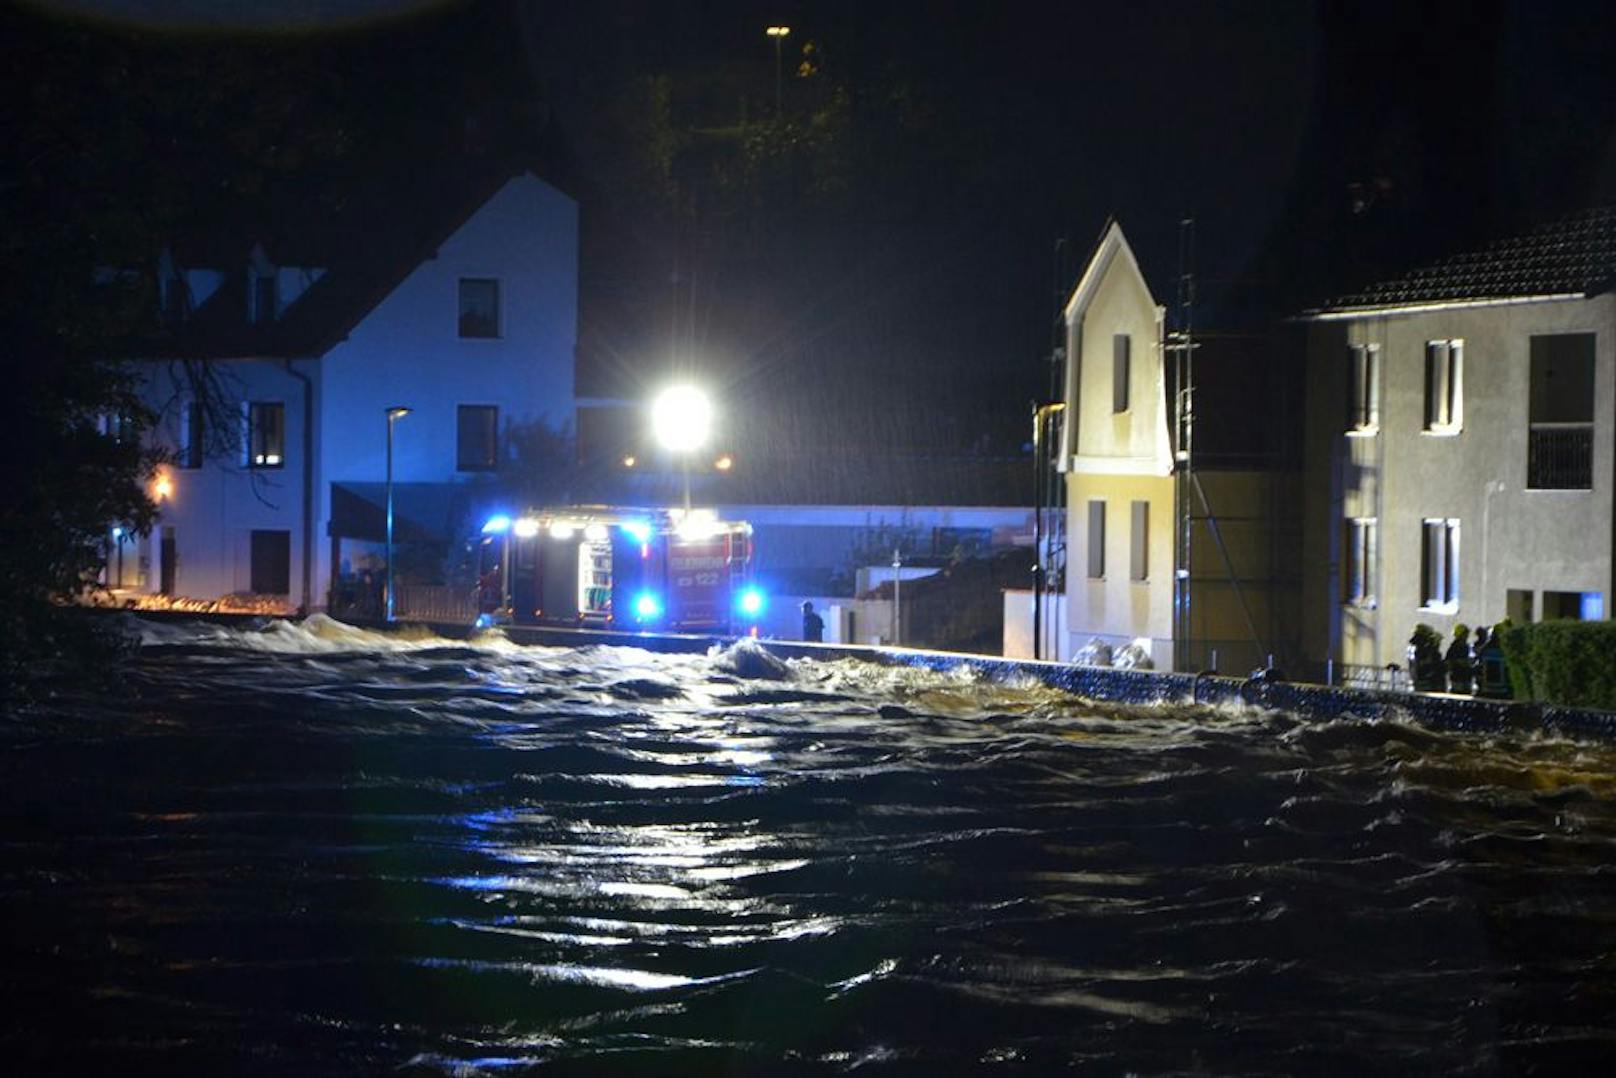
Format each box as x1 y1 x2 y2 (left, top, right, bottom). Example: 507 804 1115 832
1130 500 1148 581
1112 334 1130 413
1087 500 1106 578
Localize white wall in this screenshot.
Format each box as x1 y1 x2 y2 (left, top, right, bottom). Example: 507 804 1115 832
1302 294 1616 670
1002 588 1069 660
1061 223 1176 664
314 173 579 603
137 358 317 608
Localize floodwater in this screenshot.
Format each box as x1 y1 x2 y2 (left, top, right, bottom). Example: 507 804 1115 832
2 618 1615 1075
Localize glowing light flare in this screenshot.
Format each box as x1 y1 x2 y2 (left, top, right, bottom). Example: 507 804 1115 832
714 454 733 471
620 521 653 543
622 455 636 468
738 587 765 617
153 473 173 500
650 385 713 453
482 514 512 534
765 25 790 38
634 592 662 620
550 522 576 541
676 508 720 541
513 518 540 539
584 523 608 542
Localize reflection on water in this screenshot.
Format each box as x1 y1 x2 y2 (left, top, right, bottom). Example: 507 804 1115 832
2 615 1615 1073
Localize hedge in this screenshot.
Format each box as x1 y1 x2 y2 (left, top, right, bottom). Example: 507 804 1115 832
1496 619 1616 710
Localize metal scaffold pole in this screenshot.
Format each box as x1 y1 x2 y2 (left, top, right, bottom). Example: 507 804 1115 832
1173 217 1196 672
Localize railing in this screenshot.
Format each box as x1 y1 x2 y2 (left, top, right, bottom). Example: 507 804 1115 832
395 584 480 625
1334 662 1409 693
1528 423 1593 490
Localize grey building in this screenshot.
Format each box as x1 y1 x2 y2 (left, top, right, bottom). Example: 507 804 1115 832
1299 207 1616 682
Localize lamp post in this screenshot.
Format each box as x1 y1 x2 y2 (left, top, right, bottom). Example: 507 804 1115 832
651 385 713 511
892 546 902 647
765 25 790 113
384 405 411 622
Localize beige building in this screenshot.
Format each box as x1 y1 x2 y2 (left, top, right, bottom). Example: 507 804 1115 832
1299 207 1616 682
1051 221 1298 672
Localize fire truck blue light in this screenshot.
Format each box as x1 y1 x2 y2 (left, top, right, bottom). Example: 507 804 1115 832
620 521 653 543
738 587 765 616
481 514 512 534
634 592 662 620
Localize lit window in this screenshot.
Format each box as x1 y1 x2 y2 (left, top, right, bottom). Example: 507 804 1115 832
458 278 500 339
247 402 285 469
1343 517 1377 606
1423 339 1463 433
1419 518 1460 610
1347 343 1380 433
457 404 498 472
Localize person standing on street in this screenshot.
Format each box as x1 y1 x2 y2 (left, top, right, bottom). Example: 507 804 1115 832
801 600 824 643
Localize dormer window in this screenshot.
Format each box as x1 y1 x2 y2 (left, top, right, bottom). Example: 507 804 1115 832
164 275 189 323
252 273 278 325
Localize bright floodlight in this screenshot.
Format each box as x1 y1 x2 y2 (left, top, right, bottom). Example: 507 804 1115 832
651 385 713 453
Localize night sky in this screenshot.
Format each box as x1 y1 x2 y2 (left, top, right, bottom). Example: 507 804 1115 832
10 0 1616 455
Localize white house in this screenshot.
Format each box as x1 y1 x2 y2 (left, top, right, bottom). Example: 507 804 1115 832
1299 205 1616 681
116 169 578 612
1014 219 1300 671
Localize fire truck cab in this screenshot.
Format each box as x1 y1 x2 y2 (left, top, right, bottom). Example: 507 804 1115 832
476 507 763 635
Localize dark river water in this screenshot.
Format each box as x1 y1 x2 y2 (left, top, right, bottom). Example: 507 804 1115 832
3 617 1615 1075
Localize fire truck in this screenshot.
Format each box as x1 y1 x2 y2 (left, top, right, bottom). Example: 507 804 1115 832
474 507 764 635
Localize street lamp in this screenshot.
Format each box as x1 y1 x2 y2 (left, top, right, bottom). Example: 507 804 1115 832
384 405 411 622
651 385 712 510
765 25 790 113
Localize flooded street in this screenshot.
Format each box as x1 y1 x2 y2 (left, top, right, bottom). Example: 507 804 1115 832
3 617 1615 1074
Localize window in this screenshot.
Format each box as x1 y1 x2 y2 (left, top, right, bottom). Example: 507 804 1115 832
1129 500 1149 581
457 404 499 471
1343 517 1377 606
252 274 277 325
1086 499 1106 579
1542 590 1604 621
1423 339 1463 432
1528 333 1595 489
1112 334 1130 413
250 530 291 595
181 400 204 469
247 402 285 468
1420 518 1460 610
1347 344 1380 432
458 278 500 338
99 410 135 443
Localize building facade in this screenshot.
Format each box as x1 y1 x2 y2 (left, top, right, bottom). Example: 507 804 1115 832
1299 208 1616 680
1041 220 1299 672
119 170 578 612
1057 221 1178 666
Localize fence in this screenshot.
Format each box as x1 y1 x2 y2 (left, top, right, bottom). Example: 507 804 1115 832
1333 662 1409 693
394 584 480 625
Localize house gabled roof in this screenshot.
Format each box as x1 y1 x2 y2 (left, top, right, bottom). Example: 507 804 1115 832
1304 205 1616 318
125 156 550 360
1063 217 1157 323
